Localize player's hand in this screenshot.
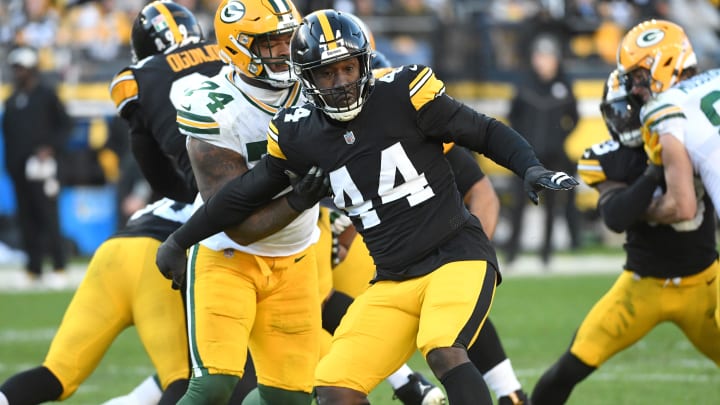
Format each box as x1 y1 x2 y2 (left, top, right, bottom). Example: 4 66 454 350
643 161 664 182
523 165 579 205
285 166 331 212
156 234 187 290
642 127 663 166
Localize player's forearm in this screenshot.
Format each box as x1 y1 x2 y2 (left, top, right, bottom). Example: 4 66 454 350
598 174 658 233
224 197 301 245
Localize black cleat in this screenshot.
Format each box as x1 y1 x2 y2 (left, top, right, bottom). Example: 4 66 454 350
498 389 530 405
392 372 446 405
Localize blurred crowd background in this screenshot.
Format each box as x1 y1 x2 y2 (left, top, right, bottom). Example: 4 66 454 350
0 0 718 264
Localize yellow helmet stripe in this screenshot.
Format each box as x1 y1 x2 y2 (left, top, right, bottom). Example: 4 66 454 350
317 12 337 50
155 1 183 45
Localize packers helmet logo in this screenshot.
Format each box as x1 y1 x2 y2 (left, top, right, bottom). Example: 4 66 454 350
636 29 664 48
220 0 246 23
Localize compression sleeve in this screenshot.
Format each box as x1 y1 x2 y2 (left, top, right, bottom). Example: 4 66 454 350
446 146 484 196
598 174 659 233
172 156 291 248
417 94 540 177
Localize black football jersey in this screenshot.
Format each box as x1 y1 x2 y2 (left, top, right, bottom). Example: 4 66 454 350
577 140 717 278
112 198 193 242
109 43 224 202
264 65 523 280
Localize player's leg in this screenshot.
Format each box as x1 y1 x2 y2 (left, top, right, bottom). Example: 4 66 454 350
419 260 496 405
467 318 527 404
327 234 445 404
672 261 720 366
0 239 134 403
532 271 662 404
178 245 257 404
249 246 321 404
315 279 419 404
132 237 191 404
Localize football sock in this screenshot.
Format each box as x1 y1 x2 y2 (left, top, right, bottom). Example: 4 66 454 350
0 366 63 403
241 384 312 405
158 379 189 405
482 359 522 398
321 291 353 335
228 354 257 403
128 375 163 404
440 362 492 405
531 351 595 405
0 392 8 405
386 364 413 389
178 374 238 405
467 319 507 373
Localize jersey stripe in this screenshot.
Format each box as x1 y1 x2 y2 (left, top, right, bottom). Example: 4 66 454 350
155 2 183 45
266 122 287 160
409 67 445 111
577 159 606 185
443 143 454 154
109 70 139 112
177 110 220 135
177 109 216 123
648 112 687 130
643 104 683 127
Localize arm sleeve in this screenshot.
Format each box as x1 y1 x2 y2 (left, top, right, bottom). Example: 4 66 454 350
172 156 291 248
598 174 659 233
127 112 197 203
445 146 484 196
417 94 540 178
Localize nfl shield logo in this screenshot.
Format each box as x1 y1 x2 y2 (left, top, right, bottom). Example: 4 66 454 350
343 131 356 145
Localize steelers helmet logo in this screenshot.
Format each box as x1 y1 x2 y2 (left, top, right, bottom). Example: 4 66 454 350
636 29 665 48
220 0 246 23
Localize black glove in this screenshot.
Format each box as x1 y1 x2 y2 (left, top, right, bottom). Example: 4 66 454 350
643 161 664 182
156 234 187 290
285 166 331 212
523 165 579 205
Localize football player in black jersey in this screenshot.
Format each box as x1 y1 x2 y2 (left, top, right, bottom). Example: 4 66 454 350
530 70 720 405
156 9 577 404
109 0 224 203
0 199 196 405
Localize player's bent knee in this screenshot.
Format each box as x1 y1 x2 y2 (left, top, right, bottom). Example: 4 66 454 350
426 346 471 379
315 386 370 405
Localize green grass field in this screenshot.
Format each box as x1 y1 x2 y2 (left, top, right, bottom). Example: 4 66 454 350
1 271 718 404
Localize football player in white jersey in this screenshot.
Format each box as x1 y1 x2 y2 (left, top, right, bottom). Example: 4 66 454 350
617 19 720 325
169 0 324 403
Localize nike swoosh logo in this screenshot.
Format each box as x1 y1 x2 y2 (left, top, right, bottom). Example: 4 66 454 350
294 254 306 263
181 104 192 111
707 276 716 286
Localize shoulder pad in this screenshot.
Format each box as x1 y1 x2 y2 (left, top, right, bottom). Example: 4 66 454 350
403 65 446 111
576 140 620 186
109 68 138 114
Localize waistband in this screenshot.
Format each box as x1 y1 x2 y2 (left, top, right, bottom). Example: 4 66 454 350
631 259 718 287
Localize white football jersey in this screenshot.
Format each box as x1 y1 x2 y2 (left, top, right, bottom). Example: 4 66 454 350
641 68 720 214
173 68 319 256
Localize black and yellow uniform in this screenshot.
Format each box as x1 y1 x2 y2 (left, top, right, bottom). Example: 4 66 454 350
109 42 224 202
174 65 543 394
0 199 192 403
572 140 719 365
531 140 720 405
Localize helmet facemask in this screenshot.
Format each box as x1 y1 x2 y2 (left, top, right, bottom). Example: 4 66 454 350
601 70 643 148
226 29 296 88
298 53 373 121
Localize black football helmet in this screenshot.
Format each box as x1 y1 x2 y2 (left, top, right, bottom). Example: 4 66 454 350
600 69 643 148
290 9 373 121
131 0 203 63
